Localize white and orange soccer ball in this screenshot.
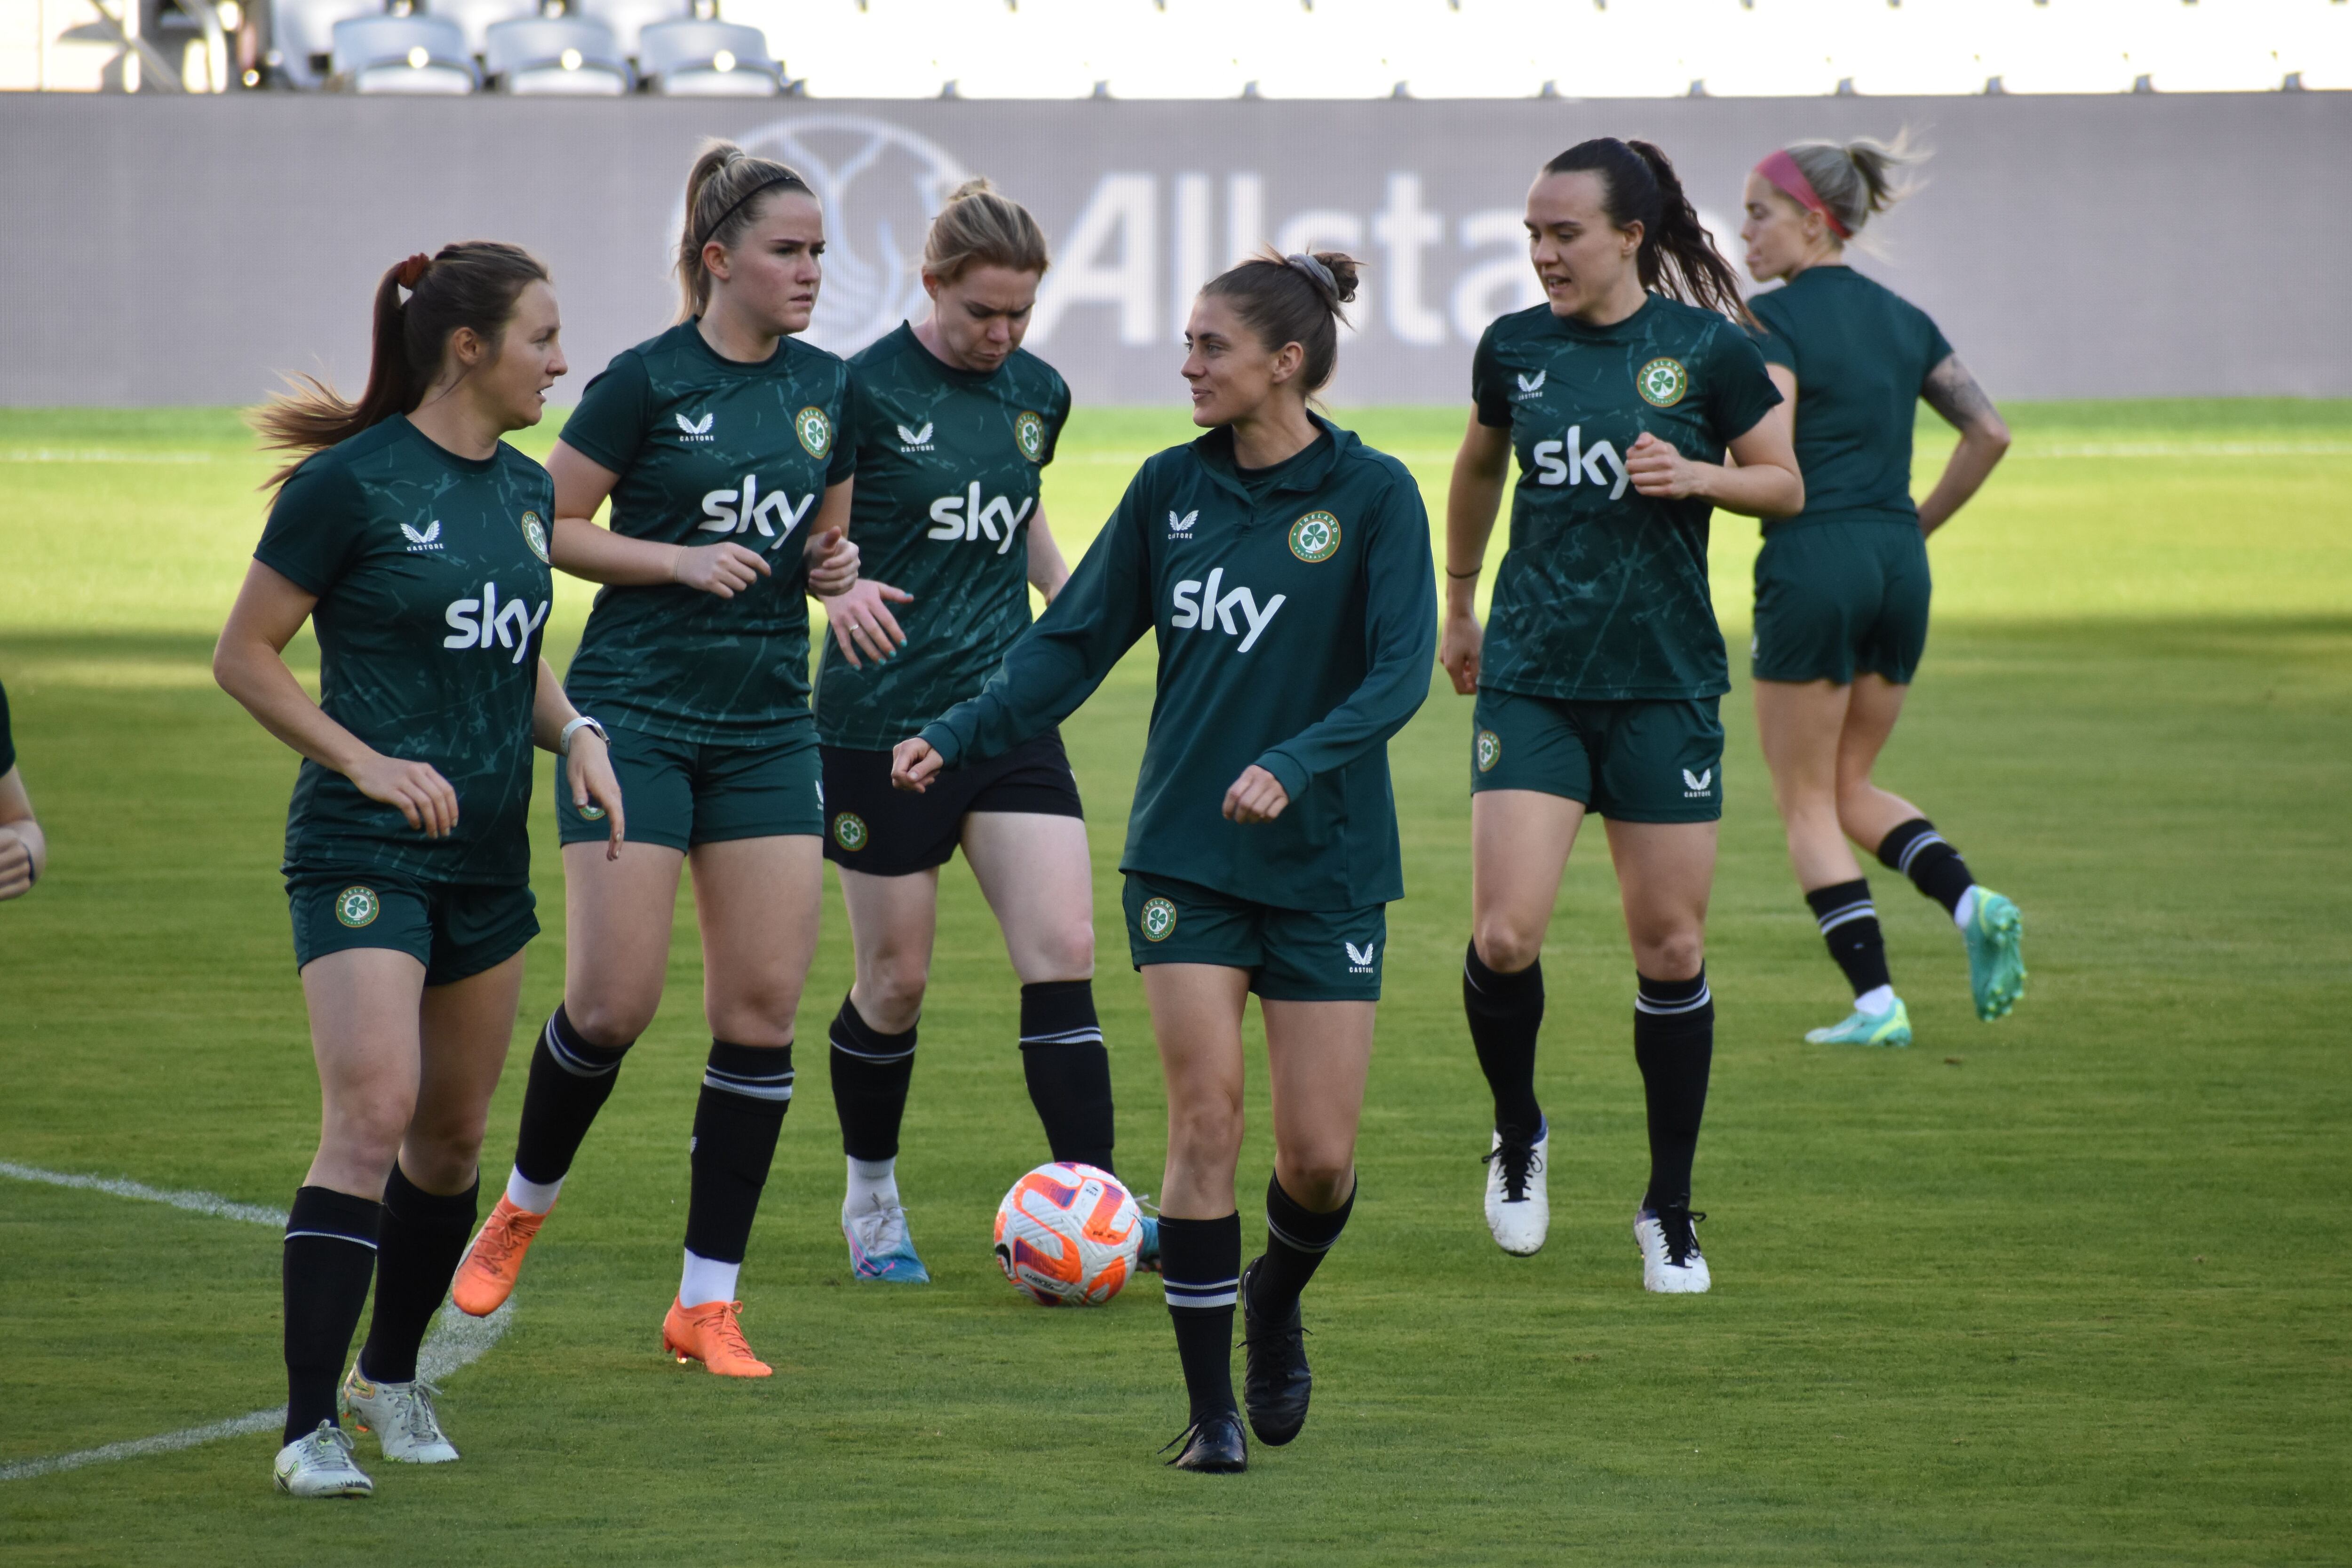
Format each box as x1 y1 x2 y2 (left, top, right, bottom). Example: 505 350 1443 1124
992 1161 1144 1306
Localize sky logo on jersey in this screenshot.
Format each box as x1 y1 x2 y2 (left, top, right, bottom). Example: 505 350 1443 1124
442 581 551 664
1167 509 1198 537
1169 566 1285 652
675 412 715 442
795 406 834 459
1638 358 1690 408
1014 410 1048 463
1515 369 1547 398
1530 427 1629 499
927 483 1034 555
896 421 934 451
699 475 818 547
1683 766 1715 797
1345 940 1377 974
400 521 443 552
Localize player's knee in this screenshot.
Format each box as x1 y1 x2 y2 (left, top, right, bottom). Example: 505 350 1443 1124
855 954 930 1033
1472 915 1544 976
327 1096 414 1172
1166 1094 1244 1166
1033 920 1095 982
1275 1150 1355 1210
567 991 658 1048
1636 929 1707 982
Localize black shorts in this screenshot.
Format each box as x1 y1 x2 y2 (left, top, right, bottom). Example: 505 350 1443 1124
820 730 1082 878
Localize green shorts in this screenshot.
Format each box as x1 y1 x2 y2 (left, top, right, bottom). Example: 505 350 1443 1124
1469 688 1723 822
557 722 824 852
286 870 537 986
1122 872 1385 1003
1751 520 1931 686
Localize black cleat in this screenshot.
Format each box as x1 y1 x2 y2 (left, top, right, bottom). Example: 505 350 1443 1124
1160 1410 1248 1472
1239 1258 1311 1447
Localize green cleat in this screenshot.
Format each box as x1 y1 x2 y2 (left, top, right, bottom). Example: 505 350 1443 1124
1964 890 2026 1020
1805 996 1912 1048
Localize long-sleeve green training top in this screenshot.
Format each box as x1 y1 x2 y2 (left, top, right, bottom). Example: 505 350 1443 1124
917 417 1438 911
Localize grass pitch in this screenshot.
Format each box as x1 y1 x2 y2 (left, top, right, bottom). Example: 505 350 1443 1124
1 400 2346 1564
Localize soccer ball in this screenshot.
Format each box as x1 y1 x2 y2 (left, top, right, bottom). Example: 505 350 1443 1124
993 1162 1144 1306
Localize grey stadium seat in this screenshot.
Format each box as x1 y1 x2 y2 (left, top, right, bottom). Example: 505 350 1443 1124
424 0 541 56
485 15 631 93
568 0 684 59
271 0 382 87
330 14 479 91
637 17 777 95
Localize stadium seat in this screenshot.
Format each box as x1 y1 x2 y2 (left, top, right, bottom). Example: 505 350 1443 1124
270 0 382 87
330 14 479 91
569 0 686 59
485 15 630 93
425 0 542 57
636 17 777 95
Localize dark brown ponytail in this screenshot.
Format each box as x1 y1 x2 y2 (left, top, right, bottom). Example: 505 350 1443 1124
251 240 549 493
1199 247 1363 396
1543 137 1751 324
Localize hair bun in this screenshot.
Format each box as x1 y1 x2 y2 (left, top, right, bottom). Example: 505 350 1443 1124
946 176 995 203
1309 250 1361 307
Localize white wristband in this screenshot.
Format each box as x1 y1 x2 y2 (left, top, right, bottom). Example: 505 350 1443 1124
560 715 608 756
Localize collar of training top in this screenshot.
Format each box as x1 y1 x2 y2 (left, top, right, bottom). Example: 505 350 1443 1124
1190 413 1355 501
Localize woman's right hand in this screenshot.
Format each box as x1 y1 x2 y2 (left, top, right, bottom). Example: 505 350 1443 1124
891 737 945 794
349 752 461 837
670 541 773 599
1439 608 1484 695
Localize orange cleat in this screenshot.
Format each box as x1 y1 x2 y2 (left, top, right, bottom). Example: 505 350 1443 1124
661 1297 772 1378
450 1196 549 1317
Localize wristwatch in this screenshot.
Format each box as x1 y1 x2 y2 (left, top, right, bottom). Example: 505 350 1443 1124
559 715 609 756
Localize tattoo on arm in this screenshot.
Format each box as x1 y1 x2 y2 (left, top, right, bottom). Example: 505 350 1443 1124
1923 354 1997 432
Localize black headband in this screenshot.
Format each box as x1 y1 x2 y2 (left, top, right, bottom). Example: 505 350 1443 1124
699 172 806 251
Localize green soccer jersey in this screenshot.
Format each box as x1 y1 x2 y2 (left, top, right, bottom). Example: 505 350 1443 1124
1471 296 1781 702
559 322 856 745
815 324 1072 749
253 416 556 885
1747 265 1954 532
917 419 1438 911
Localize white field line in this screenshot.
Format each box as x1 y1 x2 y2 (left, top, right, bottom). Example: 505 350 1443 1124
0 449 219 464
0 1161 512 1483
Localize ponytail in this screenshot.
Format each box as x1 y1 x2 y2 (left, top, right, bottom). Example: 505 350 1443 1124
1783 132 1927 239
675 138 814 321
1542 137 1750 323
250 240 548 494
1200 247 1362 396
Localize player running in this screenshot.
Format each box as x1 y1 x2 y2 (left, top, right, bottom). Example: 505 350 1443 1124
1443 139 1803 1289
814 179 1152 1282
451 143 873 1377
895 250 1436 1472
1739 137 2023 1047
215 243 623 1497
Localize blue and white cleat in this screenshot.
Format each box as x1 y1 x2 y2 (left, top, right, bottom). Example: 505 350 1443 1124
844 1198 930 1283
1805 996 1913 1048
1963 889 2026 1021
1136 1213 1162 1275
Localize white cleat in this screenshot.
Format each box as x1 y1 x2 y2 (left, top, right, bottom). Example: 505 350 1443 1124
1634 1205 1712 1294
273 1420 373 1498
339 1365 459 1463
1482 1126 1550 1257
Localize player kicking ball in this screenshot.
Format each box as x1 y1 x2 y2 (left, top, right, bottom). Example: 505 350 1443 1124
895 250 1436 1470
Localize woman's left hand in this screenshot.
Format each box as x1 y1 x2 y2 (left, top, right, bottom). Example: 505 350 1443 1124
1222 765 1290 824
823 579 914 668
1625 432 1709 500
803 527 861 597
564 730 627 860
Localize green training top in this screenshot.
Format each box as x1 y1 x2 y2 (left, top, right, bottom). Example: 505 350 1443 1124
1747 264 1954 533
559 321 856 745
1471 295 1781 702
814 323 1072 749
253 416 555 885
917 418 1438 911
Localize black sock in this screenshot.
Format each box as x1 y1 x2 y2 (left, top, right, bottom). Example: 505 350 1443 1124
1019 979 1116 1173
828 994 916 1162
359 1164 477 1384
1249 1172 1355 1323
1632 970 1715 1213
1463 942 1544 1144
1805 879 1892 999
282 1185 379 1443
1158 1213 1241 1424
1877 818 1976 918
683 1039 793 1265
512 1004 633 1187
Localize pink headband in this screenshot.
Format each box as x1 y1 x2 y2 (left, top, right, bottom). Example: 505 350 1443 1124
1755 149 1850 239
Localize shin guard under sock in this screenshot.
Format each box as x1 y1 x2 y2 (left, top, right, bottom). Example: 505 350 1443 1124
1632 970 1715 1212
1462 942 1545 1144
1018 979 1116 1172
683 1039 793 1268
1805 879 1893 1000
828 995 916 1163
282 1185 380 1442
1158 1213 1241 1423
1878 818 1976 919
359 1164 477 1384
511 1004 633 1192
1249 1172 1355 1323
